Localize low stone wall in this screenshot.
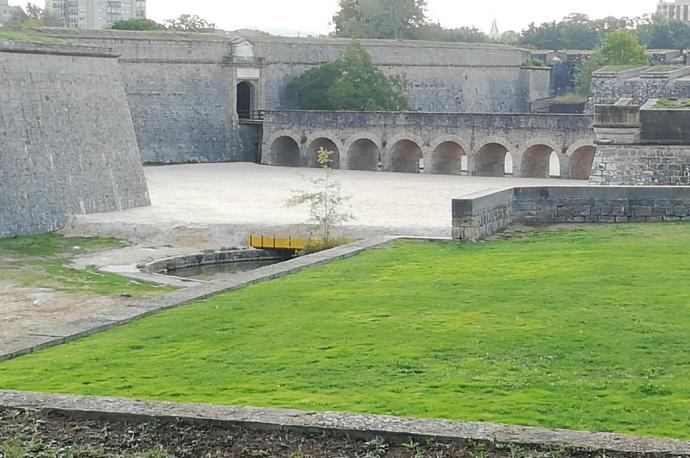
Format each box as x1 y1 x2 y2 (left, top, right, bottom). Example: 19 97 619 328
452 186 690 240
143 248 289 274
591 145 690 186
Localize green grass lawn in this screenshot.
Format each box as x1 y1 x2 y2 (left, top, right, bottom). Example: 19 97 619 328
0 233 174 297
1 225 690 439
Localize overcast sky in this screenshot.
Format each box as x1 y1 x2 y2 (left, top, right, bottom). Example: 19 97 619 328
11 0 657 35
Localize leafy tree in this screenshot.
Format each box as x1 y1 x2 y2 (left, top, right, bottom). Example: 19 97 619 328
111 19 165 31
576 30 649 94
286 41 409 111
559 13 601 50
165 14 215 33
520 13 634 50
521 21 565 50
9 2 63 27
411 23 488 43
286 148 353 247
333 0 427 39
637 14 690 50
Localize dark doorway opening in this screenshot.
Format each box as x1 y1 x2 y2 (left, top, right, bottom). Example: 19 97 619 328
237 82 254 119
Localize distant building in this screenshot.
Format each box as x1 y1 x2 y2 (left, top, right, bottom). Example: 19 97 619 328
489 18 500 40
45 0 146 29
0 0 18 26
657 0 690 23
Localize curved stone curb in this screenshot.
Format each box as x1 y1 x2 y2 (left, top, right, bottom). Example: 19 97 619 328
1 390 688 456
0 236 404 362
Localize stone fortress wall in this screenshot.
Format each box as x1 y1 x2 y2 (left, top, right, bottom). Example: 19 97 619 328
0 40 150 237
590 64 690 107
35 30 552 165
262 110 595 180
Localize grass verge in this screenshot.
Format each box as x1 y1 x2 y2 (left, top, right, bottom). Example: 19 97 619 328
1 225 689 439
0 233 174 297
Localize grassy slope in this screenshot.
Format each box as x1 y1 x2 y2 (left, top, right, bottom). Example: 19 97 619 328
0 233 174 297
1 226 689 439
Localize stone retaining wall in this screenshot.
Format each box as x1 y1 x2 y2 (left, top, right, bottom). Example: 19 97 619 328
0 41 150 237
591 145 690 185
452 186 690 240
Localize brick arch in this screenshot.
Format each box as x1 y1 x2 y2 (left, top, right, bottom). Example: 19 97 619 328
343 132 382 172
472 136 515 177
429 135 471 175
264 130 302 167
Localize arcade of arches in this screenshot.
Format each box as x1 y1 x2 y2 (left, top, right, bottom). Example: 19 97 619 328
267 135 596 179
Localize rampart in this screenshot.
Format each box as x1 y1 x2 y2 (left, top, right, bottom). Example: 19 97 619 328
33 30 552 164
591 100 690 185
452 186 690 241
262 110 595 179
0 40 150 237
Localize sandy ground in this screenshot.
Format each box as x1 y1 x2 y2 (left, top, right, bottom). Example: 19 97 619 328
66 163 586 252
0 281 131 346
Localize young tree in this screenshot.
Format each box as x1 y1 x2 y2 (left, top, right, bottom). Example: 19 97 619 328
286 41 409 111
286 148 353 246
575 29 648 94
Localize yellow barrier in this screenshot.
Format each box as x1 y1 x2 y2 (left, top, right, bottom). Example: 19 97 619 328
249 235 309 250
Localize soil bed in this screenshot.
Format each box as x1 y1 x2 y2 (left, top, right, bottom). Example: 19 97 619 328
0 408 644 457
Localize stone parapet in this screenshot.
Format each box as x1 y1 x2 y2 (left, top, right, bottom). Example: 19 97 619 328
452 186 690 240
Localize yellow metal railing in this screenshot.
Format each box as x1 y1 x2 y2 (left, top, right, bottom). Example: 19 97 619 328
249 235 309 250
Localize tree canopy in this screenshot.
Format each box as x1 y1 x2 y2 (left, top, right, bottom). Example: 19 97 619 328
286 41 409 111
520 14 631 50
111 19 165 31
576 29 649 94
165 14 216 32
333 0 427 39
5 2 63 27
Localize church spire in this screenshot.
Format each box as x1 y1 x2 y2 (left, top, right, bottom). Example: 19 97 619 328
490 18 500 40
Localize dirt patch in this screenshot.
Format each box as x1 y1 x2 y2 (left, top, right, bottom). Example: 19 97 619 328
0 281 129 342
0 408 622 457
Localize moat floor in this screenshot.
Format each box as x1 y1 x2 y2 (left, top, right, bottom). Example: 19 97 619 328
67 163 585 247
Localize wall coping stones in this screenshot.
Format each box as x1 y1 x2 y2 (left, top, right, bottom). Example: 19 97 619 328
0 40 118 58
264 109 594 119
0 390 688 456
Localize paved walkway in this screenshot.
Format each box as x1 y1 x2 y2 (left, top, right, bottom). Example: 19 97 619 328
66 163 586 247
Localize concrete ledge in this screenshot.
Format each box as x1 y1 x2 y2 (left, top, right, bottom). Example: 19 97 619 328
1 390 688 456
0 236 396 362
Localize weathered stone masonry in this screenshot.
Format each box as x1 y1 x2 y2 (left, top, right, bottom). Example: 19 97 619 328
452 186 690 241
37 30 553 165
0 41 150 237
262 110 595 179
